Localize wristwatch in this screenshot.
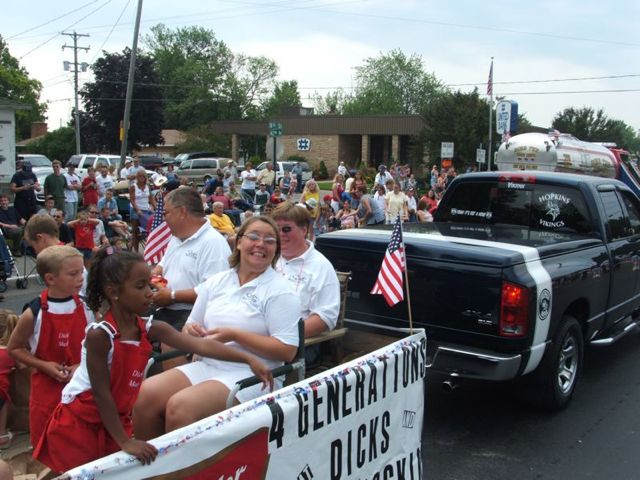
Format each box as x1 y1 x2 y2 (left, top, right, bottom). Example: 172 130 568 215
170 290 176 304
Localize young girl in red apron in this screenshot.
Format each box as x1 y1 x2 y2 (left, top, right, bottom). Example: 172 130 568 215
35 247 272 473
0 310 19 449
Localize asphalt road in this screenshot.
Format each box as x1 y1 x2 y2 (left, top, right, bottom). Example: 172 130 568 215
1 256 43 314
422 330 640 479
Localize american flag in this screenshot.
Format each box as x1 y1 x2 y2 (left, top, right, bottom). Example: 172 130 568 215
487 59 494 97
143 195 171 265
370 215 405 306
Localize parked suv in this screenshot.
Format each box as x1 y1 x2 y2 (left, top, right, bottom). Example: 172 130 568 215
137 154 165 171
67 154 132 179
17 153 53 203
176 158 231 186
256 160 313 186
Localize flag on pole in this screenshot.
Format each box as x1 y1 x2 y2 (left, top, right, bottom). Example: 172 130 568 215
487 59 494 97
370 215 406 306
143 195 171 265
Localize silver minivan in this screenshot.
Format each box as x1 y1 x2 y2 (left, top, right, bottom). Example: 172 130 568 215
176 157 232 185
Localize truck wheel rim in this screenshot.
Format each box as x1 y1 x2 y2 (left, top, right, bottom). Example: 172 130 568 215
557 334 578 394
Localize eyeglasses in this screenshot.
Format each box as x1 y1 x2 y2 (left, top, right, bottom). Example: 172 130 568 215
53 215 62 219
242 232 278 246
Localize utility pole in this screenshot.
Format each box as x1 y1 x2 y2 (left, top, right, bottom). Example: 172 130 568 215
120 0 144 166
62 31 90 155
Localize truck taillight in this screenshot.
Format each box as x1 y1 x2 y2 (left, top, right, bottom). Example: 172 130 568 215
500 281 529 337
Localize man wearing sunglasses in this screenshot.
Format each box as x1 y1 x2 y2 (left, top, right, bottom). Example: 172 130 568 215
271 202 340 339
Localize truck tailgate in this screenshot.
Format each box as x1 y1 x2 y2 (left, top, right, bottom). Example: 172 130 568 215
316 227 520 341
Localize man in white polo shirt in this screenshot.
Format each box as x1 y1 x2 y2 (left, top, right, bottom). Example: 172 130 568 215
151 187 231 330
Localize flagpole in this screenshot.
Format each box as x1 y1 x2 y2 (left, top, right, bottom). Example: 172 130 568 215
399 217 414 334
487 57 494 172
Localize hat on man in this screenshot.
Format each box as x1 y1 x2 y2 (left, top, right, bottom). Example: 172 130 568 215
164 179 181 192
323 194 332 202
45 194 54 200
125 158 132 165
227 159 233 164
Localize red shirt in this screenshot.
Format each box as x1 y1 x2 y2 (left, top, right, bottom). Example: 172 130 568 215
0 348 15 402
72 222 96 249
82 177 99 206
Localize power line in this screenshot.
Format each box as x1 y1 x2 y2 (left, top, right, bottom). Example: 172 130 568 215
18 0 113 60
5 0 100 40
89 0 132 63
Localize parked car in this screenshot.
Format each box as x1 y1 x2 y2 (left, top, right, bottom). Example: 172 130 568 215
175 157 231 186
137 154 165 171
66 153 132 179
256 160 313 186
17 153 53 203
174 152 218 163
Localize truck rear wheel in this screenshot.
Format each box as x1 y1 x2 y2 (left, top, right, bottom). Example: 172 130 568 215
525 315 583 411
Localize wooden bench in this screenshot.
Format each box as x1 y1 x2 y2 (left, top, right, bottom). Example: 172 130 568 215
304 270 351 363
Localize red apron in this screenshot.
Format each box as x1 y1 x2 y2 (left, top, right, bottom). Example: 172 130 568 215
30 290 87 447
35 312 152 473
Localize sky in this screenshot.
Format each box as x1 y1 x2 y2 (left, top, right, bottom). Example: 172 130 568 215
3 0 640 135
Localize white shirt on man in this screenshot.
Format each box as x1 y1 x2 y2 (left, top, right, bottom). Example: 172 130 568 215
63 172 81 202
96 174 114 198
159 221 231 310
275 240 340 330
240 169 257 190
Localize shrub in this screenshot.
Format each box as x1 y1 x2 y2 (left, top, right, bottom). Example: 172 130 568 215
318 160 329 180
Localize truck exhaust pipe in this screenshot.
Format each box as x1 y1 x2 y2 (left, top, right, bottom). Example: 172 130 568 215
442 379 461 393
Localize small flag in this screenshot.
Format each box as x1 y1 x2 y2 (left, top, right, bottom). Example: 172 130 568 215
487 59 494 97
144 195 171 265
371 215 405 306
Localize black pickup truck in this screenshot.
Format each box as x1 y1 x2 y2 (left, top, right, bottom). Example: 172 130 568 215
316 171 640 410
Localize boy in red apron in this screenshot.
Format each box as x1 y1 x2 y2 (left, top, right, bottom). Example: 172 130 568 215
7 245 91 447
34 247 272 473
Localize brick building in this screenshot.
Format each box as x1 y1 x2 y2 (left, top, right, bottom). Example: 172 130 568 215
208 114 425 175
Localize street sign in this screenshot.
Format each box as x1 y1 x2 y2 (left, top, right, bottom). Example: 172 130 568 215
441 142 454 158
269 121 283 137
476 148 486 164
496 100 519 134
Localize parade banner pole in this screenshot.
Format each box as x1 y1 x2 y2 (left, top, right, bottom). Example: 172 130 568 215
400 217 414 334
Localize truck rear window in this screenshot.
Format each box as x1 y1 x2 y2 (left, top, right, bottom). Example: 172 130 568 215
437 182 594 235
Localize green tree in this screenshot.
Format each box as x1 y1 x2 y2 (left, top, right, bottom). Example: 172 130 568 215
174 126 231 157
26 126 75 162
262 80 301 118
312 89 347 114
0 36 46 140
343 49 445 115
144 24 234 129
423 89 494 171
80 48 164 153
552 107 640 152
145 24 278 125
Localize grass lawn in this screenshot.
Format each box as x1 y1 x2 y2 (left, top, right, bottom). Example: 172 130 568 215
317 181 333 190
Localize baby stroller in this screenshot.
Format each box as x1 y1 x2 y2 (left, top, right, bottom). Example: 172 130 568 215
0 229 29 292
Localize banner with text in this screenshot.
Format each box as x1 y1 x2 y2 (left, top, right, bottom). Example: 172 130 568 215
60 330 426 480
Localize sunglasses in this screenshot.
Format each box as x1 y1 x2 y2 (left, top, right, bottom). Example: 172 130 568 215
279 226 293 233
53 215 62 218
89 211 98 214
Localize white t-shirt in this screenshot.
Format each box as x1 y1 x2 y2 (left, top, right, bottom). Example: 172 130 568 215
26 296 94 353
240 169 257 190
119 167 130 180
96 174 114 198
275 241 340 330
61 317 153 404
132 183 151 211
159 220 231 310
63 172 81 202
190 267 300 373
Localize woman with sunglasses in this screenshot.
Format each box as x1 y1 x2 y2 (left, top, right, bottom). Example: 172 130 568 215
133 216 300 440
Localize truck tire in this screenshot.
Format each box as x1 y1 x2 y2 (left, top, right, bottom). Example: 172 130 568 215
525 315 584 411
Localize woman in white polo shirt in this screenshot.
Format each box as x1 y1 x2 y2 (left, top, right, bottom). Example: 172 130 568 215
133 216 301 440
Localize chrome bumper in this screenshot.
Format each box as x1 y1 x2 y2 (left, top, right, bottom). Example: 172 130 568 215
427 342 522 381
